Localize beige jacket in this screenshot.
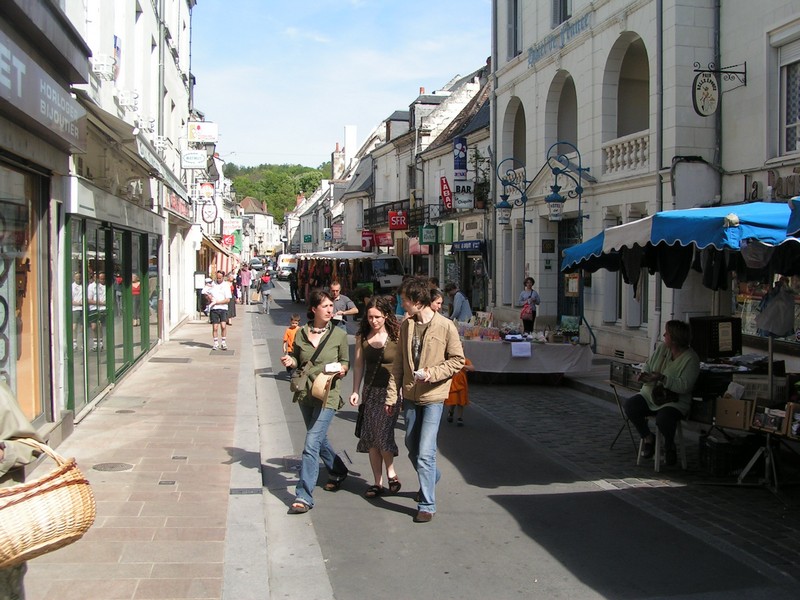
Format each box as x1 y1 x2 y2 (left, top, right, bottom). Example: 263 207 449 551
385 312 465 406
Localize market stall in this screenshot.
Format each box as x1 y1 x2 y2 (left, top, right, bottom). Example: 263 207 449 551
462 339 593 374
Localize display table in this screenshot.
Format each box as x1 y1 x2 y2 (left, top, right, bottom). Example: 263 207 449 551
462 339 593 375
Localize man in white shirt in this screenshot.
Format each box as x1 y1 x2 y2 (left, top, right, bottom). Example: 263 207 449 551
87 272 107 351
208 270 232 350
71 271 84 350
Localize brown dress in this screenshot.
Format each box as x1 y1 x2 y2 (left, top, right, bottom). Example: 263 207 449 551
356 338 400 455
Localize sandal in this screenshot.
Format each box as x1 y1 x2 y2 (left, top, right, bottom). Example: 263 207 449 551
364 485 384 498
387 476 402 495
289 501 310 514
323 474 347 492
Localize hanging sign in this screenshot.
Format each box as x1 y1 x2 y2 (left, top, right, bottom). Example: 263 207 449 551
440 177 453 210
420 225 438 244
453 137 467 180
692 71 719 117
453 182 474 209
388 210 408 230
361 231 375 251
375 231 394 246
221 234 235 247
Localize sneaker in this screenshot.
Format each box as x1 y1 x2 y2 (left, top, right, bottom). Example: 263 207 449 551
212 343 219 351
221 342 228 351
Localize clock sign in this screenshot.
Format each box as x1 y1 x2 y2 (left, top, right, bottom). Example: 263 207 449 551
201 201 218 223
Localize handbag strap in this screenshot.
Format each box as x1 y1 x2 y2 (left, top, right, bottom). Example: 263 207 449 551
305 325 335 366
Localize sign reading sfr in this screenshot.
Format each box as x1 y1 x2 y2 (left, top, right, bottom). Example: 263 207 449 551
388 210 408 230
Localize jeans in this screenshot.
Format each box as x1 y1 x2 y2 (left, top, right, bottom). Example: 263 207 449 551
261 292 271 314
295 403 348 507
404 400 443 513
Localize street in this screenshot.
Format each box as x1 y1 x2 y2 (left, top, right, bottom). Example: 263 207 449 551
24 283 800 599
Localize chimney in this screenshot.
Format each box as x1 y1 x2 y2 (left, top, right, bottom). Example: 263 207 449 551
419 87 425 95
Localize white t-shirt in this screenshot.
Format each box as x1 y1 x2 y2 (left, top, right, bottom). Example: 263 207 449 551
209 281 232 310
88 281 106 312
72 282 84 311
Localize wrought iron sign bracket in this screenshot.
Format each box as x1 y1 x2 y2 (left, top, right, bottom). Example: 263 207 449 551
693 61 747 92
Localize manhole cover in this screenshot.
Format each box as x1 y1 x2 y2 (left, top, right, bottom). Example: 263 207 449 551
93 462 134 472
115 409 135 414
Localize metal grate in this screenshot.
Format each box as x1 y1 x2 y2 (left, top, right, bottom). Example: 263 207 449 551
149 357 191 363
230 488 263 495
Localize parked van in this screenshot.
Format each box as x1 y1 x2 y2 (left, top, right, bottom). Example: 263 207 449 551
276 254 297 280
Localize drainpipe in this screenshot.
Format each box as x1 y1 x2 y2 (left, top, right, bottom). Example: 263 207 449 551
657 0 665 344
490 0 498 307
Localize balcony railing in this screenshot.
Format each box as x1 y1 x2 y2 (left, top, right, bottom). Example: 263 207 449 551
602 130 650 175
363 199 410 229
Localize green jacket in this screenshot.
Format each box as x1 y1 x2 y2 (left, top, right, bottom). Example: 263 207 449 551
640 343 700 416
289 325 350 410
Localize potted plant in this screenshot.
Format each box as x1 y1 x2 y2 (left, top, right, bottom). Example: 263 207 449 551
470 148 490 210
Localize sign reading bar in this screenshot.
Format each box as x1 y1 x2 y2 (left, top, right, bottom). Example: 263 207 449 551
0 29 86 151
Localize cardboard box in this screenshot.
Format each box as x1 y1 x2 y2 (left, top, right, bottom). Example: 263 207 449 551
787 402 800 440
714 395 753 430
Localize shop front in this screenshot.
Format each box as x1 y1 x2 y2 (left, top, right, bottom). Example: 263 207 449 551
449 239 489 312
65 177 164 417
0 6 90 438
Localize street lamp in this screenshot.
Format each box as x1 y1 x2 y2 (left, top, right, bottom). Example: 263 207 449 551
543 141 589 222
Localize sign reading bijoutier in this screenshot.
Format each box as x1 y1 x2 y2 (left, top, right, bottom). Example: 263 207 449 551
0 29 86 151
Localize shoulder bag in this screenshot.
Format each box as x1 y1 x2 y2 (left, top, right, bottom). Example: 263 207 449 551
290 328 334 394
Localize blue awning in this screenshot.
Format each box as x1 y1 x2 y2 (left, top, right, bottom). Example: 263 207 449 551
450 240 484 252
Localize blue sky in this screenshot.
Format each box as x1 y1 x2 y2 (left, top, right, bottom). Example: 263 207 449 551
191 0 491 168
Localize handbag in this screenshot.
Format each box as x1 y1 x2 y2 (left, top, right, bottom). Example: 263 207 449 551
0 439 96 568
354 345 385 438
652 382 679 406
289 327 334 394
520 302 533 320
250 290 261 303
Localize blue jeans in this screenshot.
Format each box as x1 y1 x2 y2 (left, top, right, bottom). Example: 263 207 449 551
295 403 348 507
404 400 443 513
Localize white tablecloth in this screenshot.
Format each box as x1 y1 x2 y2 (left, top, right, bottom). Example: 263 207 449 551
462 340 594 374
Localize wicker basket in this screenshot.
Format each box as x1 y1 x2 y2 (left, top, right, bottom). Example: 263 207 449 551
0 438 96 568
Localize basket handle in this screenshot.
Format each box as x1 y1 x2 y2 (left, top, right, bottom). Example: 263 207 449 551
11 438 69 467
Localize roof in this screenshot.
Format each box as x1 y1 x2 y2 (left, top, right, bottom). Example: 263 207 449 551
239 196 269 214
341 158 374 196
426 80 491 152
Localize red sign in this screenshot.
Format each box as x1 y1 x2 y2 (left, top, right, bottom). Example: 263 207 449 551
361 231 375 252
375 232 394 246
388 211 408 230
221 234 235 247
440 177 453 209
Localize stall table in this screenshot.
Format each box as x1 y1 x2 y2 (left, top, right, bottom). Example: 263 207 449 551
462 339 593 377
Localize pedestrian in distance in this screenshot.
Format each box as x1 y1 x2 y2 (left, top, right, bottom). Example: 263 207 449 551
330 281 358 331
227 272 237 325
444 282 473 323
385 276 465 523
240 264 252 305
445 357 474 426
349 296 402 498
259 272 275 314
282 313 301 373
624 320 700 466
518 277 541 334
280 290 350 514
208 270 232 350
288 268 299 303
429 287 445 314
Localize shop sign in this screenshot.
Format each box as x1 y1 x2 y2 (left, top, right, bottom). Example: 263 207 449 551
303 234 312 243
453 137 467 180
0 29 87 151
181 150 207 169
361 231 375 251
221 234 235 247
388 210 408 230
375 231 393 246
200 182 215 198
166 192 190 219
323 227 332 241
223 218 242 235
451 240 482 252
692 71 719 117
420 225 438 244
187 121 218 143
453 183 474 209
440 177 453 210
332 223 343 241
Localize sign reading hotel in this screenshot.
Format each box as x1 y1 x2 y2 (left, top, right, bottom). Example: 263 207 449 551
527 12 593 68
187 121 219 143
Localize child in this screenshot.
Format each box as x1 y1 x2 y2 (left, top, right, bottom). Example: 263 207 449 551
282 314 301 372
445 357 474 426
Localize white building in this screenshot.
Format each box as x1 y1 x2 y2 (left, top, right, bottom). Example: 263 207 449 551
491 0 800 360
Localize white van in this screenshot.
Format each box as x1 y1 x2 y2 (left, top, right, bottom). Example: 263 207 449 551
276 254 297 280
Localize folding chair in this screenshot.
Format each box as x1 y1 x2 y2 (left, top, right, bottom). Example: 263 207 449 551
609 383 638 457
637 419 688 472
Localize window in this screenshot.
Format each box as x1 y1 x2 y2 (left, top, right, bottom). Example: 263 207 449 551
781 39 800 154
552 0 571 28
507 0 521 59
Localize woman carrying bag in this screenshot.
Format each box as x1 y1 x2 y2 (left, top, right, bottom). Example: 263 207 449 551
280 290 350 513
518 277 540 334
259 272 276 315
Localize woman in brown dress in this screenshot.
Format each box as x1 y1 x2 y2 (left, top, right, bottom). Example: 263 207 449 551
349 295 402 497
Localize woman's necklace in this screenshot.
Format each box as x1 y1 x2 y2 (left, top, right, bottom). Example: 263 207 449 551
309 323 329 334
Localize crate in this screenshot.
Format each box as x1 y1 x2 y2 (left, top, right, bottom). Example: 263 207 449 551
750 404 789 435
623 364 643 391
698 434 753 477
610 361 626 386
730 374 787 405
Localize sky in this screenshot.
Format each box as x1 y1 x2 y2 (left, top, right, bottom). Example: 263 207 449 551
191 0 492 169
